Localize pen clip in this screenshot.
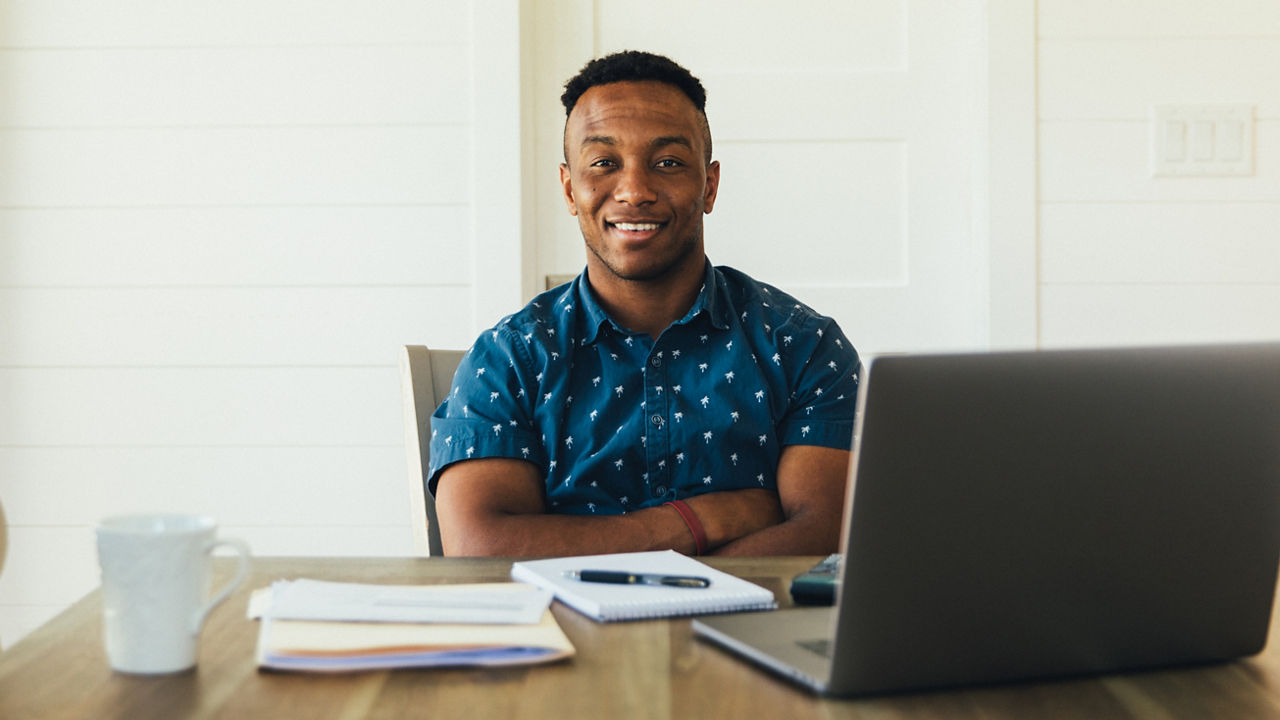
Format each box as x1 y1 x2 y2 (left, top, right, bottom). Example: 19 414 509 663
660 575 710 588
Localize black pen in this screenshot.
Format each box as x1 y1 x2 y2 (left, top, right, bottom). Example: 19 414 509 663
563 569 711 588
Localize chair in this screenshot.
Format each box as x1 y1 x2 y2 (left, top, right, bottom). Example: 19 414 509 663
399 345 465 556
0 499 6 650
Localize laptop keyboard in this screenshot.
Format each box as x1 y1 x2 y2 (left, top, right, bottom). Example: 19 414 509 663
797 639 833 658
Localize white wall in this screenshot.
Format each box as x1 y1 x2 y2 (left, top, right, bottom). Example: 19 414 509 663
0 0 487 647
1036 0 1280 346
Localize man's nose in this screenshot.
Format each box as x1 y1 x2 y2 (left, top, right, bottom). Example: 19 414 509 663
612 165 658 205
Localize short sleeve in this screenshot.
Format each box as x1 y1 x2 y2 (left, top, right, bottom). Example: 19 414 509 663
775 315 860 450
427 326 547 494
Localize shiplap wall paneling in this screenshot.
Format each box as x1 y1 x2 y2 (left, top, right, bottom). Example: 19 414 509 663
0 207 468 286
0 0 476 647
1037 0 1280 347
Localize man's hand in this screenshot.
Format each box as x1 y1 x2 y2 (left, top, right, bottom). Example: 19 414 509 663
684 488 782 550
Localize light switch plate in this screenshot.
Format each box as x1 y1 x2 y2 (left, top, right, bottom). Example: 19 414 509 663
1151 105 1254 177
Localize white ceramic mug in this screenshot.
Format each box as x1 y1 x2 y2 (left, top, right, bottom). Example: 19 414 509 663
95 514 250 674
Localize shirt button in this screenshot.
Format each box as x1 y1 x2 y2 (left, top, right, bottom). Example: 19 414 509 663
650 356 662 367
654 485 668 496
650 414 664 427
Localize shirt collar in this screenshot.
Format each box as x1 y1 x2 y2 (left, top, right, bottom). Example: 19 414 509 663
576 272 616 346
676 261 732 331
576 261 732 346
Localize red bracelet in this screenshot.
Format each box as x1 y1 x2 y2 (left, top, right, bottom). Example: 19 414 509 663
665 500 709 556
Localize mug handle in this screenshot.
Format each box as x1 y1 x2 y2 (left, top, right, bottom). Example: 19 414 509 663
189 537 251 634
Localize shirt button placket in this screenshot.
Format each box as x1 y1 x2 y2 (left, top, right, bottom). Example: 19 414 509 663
644 350 670 499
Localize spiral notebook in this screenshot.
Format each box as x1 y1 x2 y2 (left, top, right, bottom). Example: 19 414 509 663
510 550 777 622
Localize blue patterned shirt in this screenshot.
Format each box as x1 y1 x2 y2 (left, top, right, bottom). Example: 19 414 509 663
428 263 860 515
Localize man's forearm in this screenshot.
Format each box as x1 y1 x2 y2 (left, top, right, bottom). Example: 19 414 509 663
708 504 843 556
443 494 782 557
710 444 851 556
442 502 696 557
436 459 790 557
682 488 782 552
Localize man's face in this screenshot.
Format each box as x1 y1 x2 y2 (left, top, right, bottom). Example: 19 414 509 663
560 81 720 285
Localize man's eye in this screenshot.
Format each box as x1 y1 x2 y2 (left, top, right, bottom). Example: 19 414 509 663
590 159 616 168
656 159 682 169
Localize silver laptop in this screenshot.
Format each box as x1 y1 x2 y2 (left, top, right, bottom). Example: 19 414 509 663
694 343 1280 696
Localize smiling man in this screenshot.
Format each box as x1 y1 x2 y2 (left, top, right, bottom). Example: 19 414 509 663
428 51 860 557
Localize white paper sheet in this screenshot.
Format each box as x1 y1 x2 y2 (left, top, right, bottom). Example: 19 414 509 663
257 579 553 625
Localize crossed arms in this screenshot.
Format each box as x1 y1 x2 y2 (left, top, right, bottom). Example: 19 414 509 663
434 443 850 557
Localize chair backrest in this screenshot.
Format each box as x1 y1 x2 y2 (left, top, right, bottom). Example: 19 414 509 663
0 499 7 650
399 345 465 556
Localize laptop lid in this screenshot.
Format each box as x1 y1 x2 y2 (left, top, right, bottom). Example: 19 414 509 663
695 343 1280 696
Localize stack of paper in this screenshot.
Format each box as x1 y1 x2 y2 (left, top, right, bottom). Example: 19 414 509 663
251 580 574 672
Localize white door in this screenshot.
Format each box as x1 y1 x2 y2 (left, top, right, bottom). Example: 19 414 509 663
531 0 987 356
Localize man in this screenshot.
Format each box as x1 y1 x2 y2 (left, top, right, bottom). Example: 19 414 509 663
429 51 859 556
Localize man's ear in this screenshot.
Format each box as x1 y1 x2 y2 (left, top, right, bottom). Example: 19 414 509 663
559 163 579 216
703 160 721 214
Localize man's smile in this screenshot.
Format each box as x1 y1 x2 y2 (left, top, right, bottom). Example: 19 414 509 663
610 221 664 232
606 219 669 241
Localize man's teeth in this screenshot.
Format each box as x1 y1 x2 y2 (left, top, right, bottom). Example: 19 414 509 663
614 222 661 231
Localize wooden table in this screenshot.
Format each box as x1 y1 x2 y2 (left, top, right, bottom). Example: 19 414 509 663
4 556 1280 719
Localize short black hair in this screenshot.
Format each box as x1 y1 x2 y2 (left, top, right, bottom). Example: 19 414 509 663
561 50 707 116
561 50 713 164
